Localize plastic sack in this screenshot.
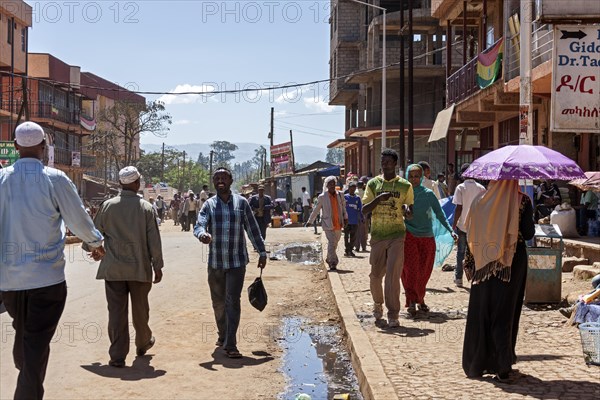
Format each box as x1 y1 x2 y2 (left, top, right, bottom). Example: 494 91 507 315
433 196 455 268
550 208 579 238
248 270 268 311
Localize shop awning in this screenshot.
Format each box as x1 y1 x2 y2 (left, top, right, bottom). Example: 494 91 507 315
428 104 455 143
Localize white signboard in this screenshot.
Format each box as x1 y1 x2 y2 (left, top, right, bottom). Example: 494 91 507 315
551 25 600 133
47 145 54 167
71 151 81 167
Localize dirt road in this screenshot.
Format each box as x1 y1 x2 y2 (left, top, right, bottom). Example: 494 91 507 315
0 224 338 399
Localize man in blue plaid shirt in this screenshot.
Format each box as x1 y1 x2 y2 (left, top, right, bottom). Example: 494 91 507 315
194 167 267 358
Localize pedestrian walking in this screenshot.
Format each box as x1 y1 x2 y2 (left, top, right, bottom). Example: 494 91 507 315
301 187 312 224
249 184 274 240
84 166 164 368
434 173 449 199
447 163 458 195
194 167 267 358
199 184 209 204
306 176 348 270
182 191 199 232
354 177 369 252
401 164 455 317
418 161 439 199
362 149 414 328
285 184 293 212
452 163 486 287
462 180 535 382
170 193 181 226
155 195 165 221
0 121 105 399
343 181 362 257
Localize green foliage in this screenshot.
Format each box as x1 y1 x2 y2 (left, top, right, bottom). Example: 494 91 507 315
326 148 344 165
210 141 238 168
136 148 209 193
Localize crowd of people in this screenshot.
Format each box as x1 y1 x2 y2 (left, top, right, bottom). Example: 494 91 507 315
1 121 598 399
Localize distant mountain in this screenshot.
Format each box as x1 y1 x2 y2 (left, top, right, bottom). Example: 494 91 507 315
140 142 328 165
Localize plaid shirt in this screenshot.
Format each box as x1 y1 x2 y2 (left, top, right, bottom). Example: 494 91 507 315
194 193 266 269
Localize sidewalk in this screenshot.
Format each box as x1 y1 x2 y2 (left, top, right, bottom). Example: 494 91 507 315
323 234 600 400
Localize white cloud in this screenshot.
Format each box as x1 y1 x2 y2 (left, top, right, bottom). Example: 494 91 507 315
303 96 336 113
174 119 193 125
157 84 218 105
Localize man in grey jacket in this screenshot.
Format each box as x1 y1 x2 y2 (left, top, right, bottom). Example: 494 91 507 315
305 176 348 270
85 166 164 368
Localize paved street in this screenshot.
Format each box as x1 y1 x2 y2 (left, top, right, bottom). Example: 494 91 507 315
326 235 600 399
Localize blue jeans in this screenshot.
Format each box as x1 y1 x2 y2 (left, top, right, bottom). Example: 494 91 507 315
455 229 467 280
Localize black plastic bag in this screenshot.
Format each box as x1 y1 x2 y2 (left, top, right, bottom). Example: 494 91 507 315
248 270 268 311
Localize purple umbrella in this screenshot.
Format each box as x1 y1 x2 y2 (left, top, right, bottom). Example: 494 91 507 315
462 145 586 181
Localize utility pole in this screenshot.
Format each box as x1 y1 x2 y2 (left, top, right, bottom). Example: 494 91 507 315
103 132 108 197
182 151 187 191
519 0 533 146
209 150 214 191
407 0 414 164
161 142 165 182
399 0 406 167
289 130 295 173
269 107 274 147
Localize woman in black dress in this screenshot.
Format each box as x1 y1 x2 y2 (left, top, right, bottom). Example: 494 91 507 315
462 180 535 382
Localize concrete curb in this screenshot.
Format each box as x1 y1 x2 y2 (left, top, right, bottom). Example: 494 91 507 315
321 235 398 400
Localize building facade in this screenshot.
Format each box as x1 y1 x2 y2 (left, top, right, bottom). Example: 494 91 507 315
430 0 600 171
328 0 462 176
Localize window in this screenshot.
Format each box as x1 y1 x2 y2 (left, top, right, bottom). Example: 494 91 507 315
21 28 26 52
486 27 495 49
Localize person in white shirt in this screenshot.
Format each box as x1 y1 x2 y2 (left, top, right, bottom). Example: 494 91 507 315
301 187 312 223
199 185 209 204
418 161 439 200
452 163 486 287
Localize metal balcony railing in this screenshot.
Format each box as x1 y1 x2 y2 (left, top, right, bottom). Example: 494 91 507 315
51 147 96 168
446 38 505 105
505 22 554 81
31 102 81 125
447 57 478 105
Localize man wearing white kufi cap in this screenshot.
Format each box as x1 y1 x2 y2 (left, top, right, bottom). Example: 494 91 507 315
0 121 105 399
84 165 164 367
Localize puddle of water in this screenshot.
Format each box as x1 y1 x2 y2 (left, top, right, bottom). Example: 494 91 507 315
279 317 363 400
272 243 322 265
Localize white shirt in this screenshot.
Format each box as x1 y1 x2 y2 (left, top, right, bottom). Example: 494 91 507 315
301 191 311 207
199 190 209 202
422 177 436 193
452 179 486 232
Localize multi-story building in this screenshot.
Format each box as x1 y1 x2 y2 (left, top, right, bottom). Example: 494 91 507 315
79 72 146 185
327 0 462 176
0 0 32 143
429 0 600 170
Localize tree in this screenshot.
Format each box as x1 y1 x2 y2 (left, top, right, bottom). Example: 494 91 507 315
94 100 172 172
197 152 210 169
210 141 238 168
326 148 344 165
136 147 182 184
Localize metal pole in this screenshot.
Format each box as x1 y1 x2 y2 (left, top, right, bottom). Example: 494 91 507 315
399 0 405 167
382 9 387 148
519 0 533 145
408 0 414 163
161 142 165 182
209 150 214 191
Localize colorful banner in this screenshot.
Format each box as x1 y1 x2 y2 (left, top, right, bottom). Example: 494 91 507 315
80 114 97 131
270 142 294 176
0 141 18 167
476 38 504 89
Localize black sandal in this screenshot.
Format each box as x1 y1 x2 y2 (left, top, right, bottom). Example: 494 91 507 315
225 349 242 358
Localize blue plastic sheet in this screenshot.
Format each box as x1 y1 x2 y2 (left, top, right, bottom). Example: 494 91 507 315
433 196 456 268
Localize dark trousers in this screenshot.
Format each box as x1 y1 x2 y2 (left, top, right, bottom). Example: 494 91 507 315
344 224 359 253
186 210 197 232
207 267 246 351
1 281 67 400
257 218 268 241
303 206 311 225
355 218 368 251
105 281 152 361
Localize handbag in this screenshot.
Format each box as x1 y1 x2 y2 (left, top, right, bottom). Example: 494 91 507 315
248 269 268 311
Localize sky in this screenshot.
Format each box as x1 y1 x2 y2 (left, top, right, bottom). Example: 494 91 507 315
25 0 345 148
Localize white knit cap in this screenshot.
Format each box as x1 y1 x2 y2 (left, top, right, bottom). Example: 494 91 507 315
118 166 141 184
15 121 45 147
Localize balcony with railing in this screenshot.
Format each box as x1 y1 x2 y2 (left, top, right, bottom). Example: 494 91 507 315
504 22 553 82
51 147 96 168
31 102 81 126
446 37 503 105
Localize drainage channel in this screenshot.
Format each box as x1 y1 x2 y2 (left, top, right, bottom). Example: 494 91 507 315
279 317 364 400
271 242 322 265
